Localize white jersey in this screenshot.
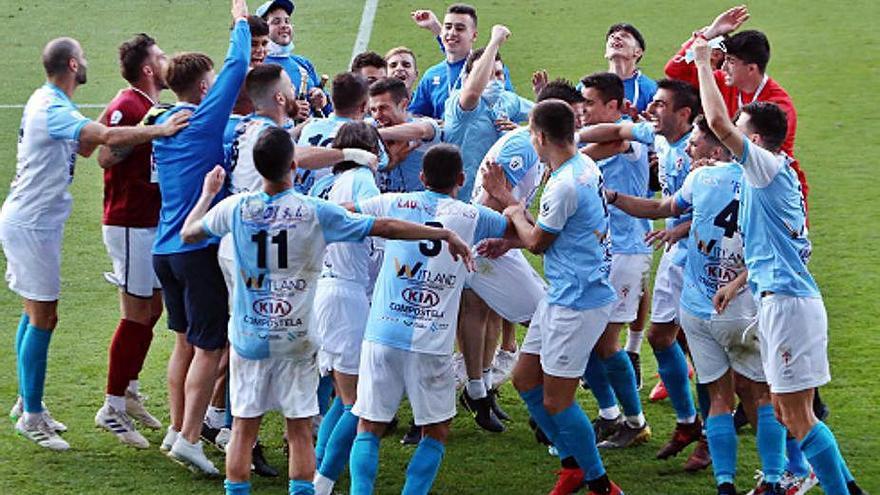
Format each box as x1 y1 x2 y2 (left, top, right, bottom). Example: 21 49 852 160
228 115 280 195
471 126 543 207
0 83 90 230
309 166 381 288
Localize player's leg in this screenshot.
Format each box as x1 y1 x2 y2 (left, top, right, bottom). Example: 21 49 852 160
457 289 503 431
202 346 230 449
314 371 360 494
624 275 651 389
582 349 623 441
401 420 450 495
481 310 510 421
490 318 519 389
123 289 165 428
225 416 262 494
650 323 699 460
734 374 786 493
705 370 738 494
286 416 317 495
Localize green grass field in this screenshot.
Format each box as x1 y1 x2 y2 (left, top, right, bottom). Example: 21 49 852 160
0 0 878 493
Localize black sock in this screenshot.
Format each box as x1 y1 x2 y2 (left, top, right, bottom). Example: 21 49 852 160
586 474 611 494
560 456 579 469
848 481 863 495
717 482 736 495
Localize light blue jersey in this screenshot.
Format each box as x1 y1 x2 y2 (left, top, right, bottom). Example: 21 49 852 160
443 89 532 201
737 137 819 297
596 137 651 254
536 153 616 310
202 189 374 360
356 191 507 355
471 126 543 207
375 117 441 193
674 163 745 319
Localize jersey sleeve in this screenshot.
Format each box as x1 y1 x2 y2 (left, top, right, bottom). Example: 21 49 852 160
495 133 538 187
537 179 577 234
473 204 509 242
352 170 381 201
408 75 435 117
201 195 239 238
46 101 90 142
442 90 481 137
316 199 375 244
420 117 443 145
673 169 697 212
630 122 656 145
190 19 250 137
736 136 782 188
509 95 534 123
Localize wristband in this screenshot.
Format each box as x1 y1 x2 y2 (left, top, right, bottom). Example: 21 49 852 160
343 148 375 166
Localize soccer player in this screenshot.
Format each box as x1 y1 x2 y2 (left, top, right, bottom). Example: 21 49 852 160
604 23 657 113
692 36 865 495
151 0 250 474
443 24 534 203
384 47 419 94
480 99 623 495
93 33 169 449
346 143 511 494
369 77 442 193
180 127 470 495
577 79 704 460
257 0 329 115
350 51 387 85
0 36 188 451
664 5 807 201
577 72 652 449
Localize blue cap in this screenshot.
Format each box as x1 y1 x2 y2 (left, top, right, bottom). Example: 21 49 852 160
255 0 294 18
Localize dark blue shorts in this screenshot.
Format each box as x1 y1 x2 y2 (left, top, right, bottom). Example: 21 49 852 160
153 244 228 351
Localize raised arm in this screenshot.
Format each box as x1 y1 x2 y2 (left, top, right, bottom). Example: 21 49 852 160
181 165 226 243
411 10 442 37
693 37 744 157
460 25 510 111
665 6 749 86
295 146 377 171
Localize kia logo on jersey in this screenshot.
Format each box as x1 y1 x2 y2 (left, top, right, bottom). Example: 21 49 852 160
252 298 293 317
704 263 738 284
401 287 440 308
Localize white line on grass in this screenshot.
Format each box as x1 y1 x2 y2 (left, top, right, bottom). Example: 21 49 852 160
351 0 379 63
0 103 105 109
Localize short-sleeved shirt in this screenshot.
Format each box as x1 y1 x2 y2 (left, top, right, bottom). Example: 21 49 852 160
537 153 617 310
471 126 543 208
310 166 380 288
736 137 818 297
0 83 90 231
375 116 441 193
595 135 651 254
100 88 159 228
356 191 507 355
674 163 745 319
227 115 283 195
202 189 374 360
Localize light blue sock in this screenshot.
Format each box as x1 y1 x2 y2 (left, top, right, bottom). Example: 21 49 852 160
785 435 810 477
799 422 848 495
349 431 380 495
21 324 52 413
583 351 617 411
289 479 315 495
317 375 334 415
840 459 855 483
224 479 251 495
552 403 606 482
654 342 696 422
318 406 359 481
15 313 29 398
601 350 642 417
756 404 786 484
316 396 345 466
706 413 738 486
519 386 569 459
401 436 446 495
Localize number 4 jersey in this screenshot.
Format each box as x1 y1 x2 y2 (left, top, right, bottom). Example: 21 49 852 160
202 189 375 360
356 191 507 356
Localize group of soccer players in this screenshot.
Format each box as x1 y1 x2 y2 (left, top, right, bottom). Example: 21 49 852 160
0 0 867 494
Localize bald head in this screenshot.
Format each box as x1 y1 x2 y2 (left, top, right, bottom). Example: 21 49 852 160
42 37 87 84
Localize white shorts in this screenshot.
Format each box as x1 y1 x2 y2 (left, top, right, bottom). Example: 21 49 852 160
314 278 370 376
102 226 161 298
353 341 455 426
650 247 683 324
680 291 763 384
229 348 319 419
467 249 546 323
758 294 830 394
0 223 63 301
609 253 652 323
521 299 612 378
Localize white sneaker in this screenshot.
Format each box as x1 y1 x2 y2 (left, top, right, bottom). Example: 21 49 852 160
15 415 69 451
781 469 819 495
95 404 149 449
452 352 467 389
491 347 518 389
160 425 179 452
168 437 219 476
10 398 67 433
215 427 232 452
9 396 22 421
125 391 161 430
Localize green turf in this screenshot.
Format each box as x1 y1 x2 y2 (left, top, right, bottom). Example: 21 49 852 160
0 0 877 493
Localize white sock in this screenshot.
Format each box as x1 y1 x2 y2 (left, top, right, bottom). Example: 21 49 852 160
482 368 493 392
599 405 621 420
314 472 335 495
625 412 646 428
23 411 42 426
678 414 697 424
625 330 643 354
106 394 126 412
466 379 487 399
127 380 139 395
205 406 226 429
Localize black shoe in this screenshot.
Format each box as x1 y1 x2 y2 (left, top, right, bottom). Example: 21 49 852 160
200 422 222 450
627 351 642 390
488 389 511 422
848 480 867 495
459 390 505 433
251 441 279 477
528 417 553 446
383 415 399 438
733 402 749 432
717 482 736 495
401 420 421 446
592 415 623 443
